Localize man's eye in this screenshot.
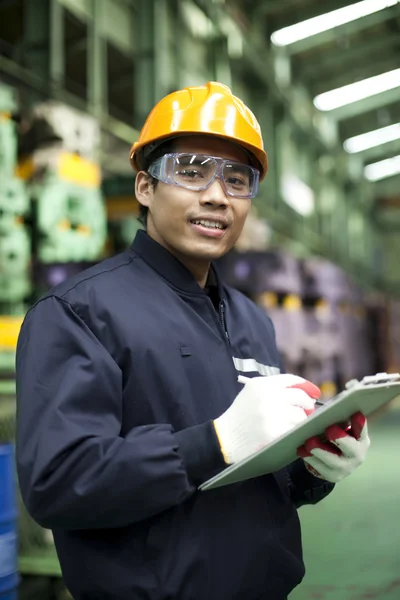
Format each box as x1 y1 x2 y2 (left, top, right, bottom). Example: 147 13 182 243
226 176 246 187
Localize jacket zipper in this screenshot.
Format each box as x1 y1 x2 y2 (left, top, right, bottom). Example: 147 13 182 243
219 300 230 344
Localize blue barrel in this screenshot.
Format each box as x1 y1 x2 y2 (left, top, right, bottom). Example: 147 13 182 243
0 444 18 599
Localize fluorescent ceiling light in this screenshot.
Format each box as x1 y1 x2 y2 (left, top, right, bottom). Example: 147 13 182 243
281 173 315 216
313 68 400 111
270 0 399 47
364 154 400 181
344 123 400 153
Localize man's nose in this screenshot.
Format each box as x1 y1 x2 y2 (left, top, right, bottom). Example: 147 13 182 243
199 178 229 207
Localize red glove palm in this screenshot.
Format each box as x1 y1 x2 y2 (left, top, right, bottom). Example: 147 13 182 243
297 412 370 483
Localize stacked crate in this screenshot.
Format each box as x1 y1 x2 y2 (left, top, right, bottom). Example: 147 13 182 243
217 249 374 401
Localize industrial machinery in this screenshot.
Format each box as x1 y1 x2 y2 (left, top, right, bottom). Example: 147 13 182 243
17 102 107 278
0 84 31 312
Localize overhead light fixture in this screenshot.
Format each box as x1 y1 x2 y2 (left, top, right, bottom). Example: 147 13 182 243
313 68 400 111
344 123 400 153
281 173 315 216
364 154 400 181
270 0 399 47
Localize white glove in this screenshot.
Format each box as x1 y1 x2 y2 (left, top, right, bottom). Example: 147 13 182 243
214 374 320 465
297 412 370 483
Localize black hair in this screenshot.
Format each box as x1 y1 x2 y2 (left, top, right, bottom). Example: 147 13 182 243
138 203 149 227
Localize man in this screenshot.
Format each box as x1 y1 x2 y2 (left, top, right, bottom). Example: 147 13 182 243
16 82 370 600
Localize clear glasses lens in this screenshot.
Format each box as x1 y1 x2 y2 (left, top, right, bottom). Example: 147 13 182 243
173 154 218 190
222 162 254 197
149 153 258 198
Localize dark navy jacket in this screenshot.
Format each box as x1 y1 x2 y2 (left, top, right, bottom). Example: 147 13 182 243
16 230 334 600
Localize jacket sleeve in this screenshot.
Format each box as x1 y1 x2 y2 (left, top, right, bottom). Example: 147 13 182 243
285 459 335 508
16 296 223 531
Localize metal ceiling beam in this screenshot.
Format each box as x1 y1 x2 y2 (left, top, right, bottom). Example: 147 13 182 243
309 56 400 96
0 53 139 146
370 171 400 195
375 221 400 232
260 0 350 18
58 0 92 21
50 0 65 90
0 0 20 8
87 0 107 120
277 5 400 55
296 33 400 81
328 87 400 121
99 149 133 176
66 37 87 56
109 72 134 91
59 0 135 57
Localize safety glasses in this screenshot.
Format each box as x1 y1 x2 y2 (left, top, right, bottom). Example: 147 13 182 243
147 153 259 199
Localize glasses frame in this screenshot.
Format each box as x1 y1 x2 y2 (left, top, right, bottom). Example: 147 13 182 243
147 152 259 199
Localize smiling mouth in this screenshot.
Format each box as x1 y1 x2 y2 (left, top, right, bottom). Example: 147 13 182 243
190 218 227 230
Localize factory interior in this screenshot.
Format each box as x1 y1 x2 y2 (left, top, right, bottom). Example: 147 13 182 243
0 0 400 598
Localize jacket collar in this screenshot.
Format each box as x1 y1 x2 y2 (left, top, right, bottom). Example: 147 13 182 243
130 230 225 298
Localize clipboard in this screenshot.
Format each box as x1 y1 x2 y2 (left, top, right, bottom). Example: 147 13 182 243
199 373 400 492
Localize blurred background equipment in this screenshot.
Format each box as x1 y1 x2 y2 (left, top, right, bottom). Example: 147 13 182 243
0 83 30 314
0 0 400 597
17 101 107 268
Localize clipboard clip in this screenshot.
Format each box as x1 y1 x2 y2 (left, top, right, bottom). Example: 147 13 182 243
346 373 400 390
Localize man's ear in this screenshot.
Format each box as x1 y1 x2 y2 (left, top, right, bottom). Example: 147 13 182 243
135 171 153 208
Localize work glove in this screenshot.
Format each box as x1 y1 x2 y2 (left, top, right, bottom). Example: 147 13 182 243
297 412 370 483
214 374 320 465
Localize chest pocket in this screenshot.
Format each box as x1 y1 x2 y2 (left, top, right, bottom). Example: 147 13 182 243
176 339 237 424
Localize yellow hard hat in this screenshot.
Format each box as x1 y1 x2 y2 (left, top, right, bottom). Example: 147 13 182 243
129 81 268 180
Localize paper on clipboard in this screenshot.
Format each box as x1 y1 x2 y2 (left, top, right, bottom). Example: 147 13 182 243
199 373 400 492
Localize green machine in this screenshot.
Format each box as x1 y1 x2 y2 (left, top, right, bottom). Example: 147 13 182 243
0 178 31 306
0 83 17 174
0 84 31 308
17 101 107 267
34 172 107 264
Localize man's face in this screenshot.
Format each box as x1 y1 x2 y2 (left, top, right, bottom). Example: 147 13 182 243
135 136 254 264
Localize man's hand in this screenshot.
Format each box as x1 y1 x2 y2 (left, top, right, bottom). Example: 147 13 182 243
214 374 320 465
297 412 370 483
